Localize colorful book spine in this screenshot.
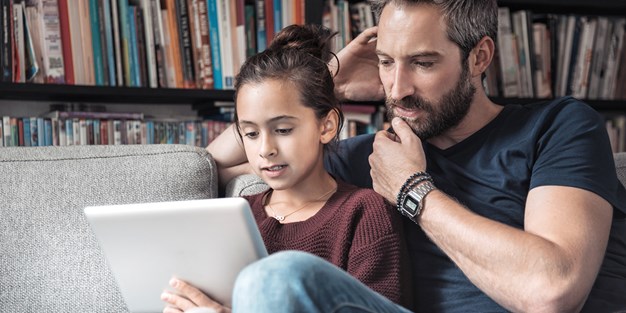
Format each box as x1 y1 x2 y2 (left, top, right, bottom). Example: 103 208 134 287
206 0 222 89
57 0 73 84
88 0 104 85
41 0 65 83
127 5 140 87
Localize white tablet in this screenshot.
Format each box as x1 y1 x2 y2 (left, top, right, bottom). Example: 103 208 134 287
84 198 267 312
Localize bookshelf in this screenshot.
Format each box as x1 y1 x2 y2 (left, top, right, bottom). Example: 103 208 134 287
0 0 624 148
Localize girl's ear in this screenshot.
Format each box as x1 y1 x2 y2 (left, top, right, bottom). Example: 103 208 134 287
320 109 339 144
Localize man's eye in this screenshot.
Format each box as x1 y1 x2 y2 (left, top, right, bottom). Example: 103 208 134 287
379 60 393 67
276 128 293 135
415 61 434 68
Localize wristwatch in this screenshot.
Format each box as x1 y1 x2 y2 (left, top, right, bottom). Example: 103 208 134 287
401 180 436 219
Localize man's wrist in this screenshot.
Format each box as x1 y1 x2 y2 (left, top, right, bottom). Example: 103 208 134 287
396 172 437 222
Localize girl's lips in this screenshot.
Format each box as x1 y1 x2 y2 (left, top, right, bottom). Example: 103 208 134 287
263 164 287 178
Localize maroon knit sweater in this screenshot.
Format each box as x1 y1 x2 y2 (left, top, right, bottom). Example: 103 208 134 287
244 180 413 309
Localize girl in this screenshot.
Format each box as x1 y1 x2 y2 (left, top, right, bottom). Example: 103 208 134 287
162 24 412 313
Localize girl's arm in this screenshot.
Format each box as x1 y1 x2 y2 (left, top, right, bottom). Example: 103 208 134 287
206 124 253 188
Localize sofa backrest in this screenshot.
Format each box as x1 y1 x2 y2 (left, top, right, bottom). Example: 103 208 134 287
0 145 217 313
615 153 626 188
226 153 626 196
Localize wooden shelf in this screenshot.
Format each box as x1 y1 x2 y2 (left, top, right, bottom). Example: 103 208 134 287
0 83 235 105
498 0 626 15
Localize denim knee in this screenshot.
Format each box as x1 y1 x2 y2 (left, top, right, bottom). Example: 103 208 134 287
234 250 320 289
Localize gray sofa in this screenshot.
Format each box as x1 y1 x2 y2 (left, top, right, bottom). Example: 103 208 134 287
0 144 624 312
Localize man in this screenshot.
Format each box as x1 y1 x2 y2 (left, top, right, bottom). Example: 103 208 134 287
178 0 626 312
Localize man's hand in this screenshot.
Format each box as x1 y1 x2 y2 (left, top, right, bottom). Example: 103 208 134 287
161 277 231 313
369 117 427 203
330 26 384 102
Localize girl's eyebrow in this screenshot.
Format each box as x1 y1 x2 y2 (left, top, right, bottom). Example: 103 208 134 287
238 115 298 125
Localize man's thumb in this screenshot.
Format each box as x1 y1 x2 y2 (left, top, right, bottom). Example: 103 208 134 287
391 117 415 142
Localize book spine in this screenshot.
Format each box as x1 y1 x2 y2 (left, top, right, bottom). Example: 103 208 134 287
96 0 110 85
149 0 167 88
127 5 140 86
206 0 222 89
89 0 104 85
57 0 73 84
2 0 13 82
117 0 132 86
254 0 265 53
175 0 195 88
196 0 213 89
101 0 116 86
134 6 148 87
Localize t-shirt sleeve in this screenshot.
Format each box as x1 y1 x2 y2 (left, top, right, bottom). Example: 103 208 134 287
530 99 626 215
324 134 375 188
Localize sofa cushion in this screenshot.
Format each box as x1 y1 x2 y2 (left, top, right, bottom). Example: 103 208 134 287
0 145 217 313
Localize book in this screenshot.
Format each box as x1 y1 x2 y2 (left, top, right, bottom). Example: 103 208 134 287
13 0 26 83
140 0 158 88
187 0 213 89
149 0 168 88
89 0 105 85
56 0 73 84
1 0 13 82
43 110 144 120
78 0 95 85
254 0 266 53
175 0 195 88
570 17 597 99
133 4 149 87
117 0 133 86
216 0 234 88
110 0 124 86
497 7 520 98
100 0 117 86
163 0 183 88
206 0 222 89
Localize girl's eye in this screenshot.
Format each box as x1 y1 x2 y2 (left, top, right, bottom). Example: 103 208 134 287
244 131 259 139
276 128 293 135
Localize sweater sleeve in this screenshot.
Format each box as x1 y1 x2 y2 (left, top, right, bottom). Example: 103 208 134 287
346 190 414 310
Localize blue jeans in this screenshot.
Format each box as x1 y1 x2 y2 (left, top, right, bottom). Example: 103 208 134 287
232 251 412 313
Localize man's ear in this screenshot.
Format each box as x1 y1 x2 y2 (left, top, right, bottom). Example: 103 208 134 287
469 36 495 78
320 109 340 144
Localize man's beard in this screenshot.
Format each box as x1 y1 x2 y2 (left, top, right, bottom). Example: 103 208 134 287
385 62 476 140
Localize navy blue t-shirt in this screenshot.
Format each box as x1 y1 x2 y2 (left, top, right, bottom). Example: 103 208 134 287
325 97 626 312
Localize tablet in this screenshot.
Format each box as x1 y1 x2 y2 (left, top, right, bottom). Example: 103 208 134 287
84 198 267 312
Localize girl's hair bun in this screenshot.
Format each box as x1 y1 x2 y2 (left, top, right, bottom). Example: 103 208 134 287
267 24 335 62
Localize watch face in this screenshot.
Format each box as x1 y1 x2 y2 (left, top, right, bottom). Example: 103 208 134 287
403 195 419 216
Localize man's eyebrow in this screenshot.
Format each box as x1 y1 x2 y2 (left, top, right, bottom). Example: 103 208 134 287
238 115 298 125
375 49 441 58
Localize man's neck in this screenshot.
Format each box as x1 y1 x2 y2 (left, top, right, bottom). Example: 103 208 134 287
427 92 503 150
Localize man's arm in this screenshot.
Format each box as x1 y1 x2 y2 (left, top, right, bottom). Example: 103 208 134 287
330 26 385 102
206 124 252 188
370 118 612 312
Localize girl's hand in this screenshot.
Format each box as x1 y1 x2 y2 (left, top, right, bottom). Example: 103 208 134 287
161 277 231 313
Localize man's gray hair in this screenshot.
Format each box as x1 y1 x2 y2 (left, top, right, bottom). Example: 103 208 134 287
369 0 498 59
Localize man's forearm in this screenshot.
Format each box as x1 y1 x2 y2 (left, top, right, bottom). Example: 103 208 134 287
416 189 607 312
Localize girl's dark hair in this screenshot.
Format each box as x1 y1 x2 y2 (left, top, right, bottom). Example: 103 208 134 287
233 24 344 144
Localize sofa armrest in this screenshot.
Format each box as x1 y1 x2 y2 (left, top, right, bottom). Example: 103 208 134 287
0 144 217 313
225 174 269 197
